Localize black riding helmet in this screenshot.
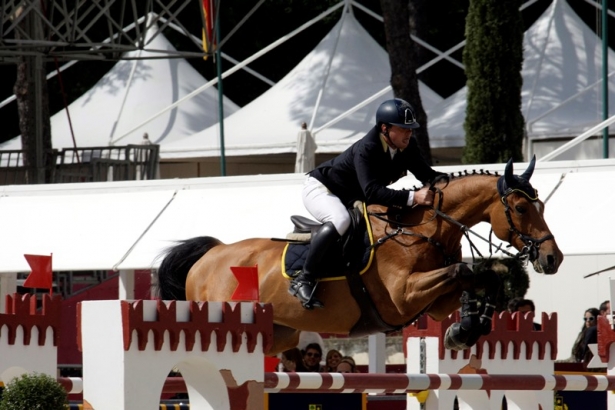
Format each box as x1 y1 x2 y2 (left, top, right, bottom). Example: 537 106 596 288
376 98 420 129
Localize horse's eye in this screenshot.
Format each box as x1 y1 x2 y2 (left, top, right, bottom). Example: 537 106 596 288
515 205 526 214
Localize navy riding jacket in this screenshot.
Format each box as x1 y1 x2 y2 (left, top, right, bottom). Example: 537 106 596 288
309 125 442 208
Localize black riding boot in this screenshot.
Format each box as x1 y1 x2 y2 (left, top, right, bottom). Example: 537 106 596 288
289 221 340 309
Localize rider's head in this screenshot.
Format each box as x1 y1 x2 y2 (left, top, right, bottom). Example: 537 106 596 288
376 98 420 131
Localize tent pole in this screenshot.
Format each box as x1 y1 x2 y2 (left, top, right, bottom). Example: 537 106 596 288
308 1 347 131
215 3 226 176
603 0 609 158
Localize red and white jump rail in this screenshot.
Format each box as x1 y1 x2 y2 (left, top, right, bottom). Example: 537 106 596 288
403 311 558 410
59 371 615 395
0 293 61 384
597 312 615 410
78 299 273 410
263 372 615 393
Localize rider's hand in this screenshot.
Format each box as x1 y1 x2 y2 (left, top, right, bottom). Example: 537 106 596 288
413 187 434 206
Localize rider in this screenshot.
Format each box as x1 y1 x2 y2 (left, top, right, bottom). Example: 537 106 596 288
289 98 447 308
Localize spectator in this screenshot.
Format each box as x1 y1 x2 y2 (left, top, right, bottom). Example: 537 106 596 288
507 297 522 313
508 297 541 330
571 307 600 365
280 347 307 372
302 343 325 372
600 300 610 317
324 349 342 372
337 356 358 373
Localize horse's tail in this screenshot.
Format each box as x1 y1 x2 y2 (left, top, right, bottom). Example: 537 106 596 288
155 236 222 300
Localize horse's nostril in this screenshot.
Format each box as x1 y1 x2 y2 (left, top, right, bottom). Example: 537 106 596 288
547 254 555 267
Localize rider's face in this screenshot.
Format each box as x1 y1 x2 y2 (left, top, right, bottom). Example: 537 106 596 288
385 125 413 150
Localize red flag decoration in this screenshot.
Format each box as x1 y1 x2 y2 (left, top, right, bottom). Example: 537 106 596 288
23 254 53 293
230 265 259 301
201 0 215 60
264 356 280 372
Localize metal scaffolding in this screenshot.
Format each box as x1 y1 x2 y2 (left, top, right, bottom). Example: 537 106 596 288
0 0 207 63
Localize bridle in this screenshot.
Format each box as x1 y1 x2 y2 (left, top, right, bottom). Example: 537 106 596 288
498 188 553 263
368 182 553 265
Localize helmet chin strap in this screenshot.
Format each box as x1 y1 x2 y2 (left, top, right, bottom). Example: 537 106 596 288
383 126 399 150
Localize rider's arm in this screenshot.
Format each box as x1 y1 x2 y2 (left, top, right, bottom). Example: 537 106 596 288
353 141 412 208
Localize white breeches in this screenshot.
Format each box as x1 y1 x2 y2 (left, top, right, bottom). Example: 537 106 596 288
302 176 351 236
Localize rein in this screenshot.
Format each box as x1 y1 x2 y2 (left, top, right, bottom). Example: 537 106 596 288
368 190 460 265
367 184 550 266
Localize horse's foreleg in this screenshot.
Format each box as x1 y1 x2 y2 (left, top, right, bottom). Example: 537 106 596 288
392 263 475 320
268 324 302 356
476 269 501 337
444 290 481 350
444 269 502 351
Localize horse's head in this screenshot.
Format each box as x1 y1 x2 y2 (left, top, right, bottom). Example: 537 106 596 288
490 156 563 274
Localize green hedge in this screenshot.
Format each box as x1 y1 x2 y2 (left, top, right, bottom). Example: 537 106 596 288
0 373 67 410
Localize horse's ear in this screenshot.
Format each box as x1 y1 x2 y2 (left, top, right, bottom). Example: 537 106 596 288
504 158 515 186
520 155 536 181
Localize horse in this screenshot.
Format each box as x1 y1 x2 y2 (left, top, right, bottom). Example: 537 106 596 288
155 158 563 355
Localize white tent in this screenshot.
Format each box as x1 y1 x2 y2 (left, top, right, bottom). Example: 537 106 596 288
0 24 240 150
161 7 443 160
427 0 615 153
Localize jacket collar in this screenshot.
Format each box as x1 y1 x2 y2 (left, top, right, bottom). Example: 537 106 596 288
379 133 404 154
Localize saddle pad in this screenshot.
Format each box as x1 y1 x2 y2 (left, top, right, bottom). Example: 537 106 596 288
280 204 376 281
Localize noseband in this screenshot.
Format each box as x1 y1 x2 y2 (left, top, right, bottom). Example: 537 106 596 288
500 190 553 263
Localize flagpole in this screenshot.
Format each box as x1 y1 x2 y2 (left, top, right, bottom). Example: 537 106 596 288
215 2 226 176
602 0 609 158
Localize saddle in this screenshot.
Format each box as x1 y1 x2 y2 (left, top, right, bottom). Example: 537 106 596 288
280 204 402 337
281 204 373 281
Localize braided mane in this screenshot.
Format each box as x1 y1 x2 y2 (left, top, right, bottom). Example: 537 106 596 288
408 169 500 191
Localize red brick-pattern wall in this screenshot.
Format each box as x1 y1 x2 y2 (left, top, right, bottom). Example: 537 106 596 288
597 315 615 362
0 293 62 346
77 300 273 354
403 310 558 360
118 300 273 353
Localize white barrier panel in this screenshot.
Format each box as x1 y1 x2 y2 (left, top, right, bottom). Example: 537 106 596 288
79 300 272 410
0 294 60 384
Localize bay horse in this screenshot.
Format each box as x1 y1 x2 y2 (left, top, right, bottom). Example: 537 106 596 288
155 158 563 355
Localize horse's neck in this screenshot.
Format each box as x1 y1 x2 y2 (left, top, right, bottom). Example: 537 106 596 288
369 175 498 243
437 175 499 227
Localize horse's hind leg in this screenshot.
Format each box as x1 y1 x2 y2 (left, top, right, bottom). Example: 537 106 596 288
268 324 302 356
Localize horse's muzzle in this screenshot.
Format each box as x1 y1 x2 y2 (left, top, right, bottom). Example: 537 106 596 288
533 249 562 275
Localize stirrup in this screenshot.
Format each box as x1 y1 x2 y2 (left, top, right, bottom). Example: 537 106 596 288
288 279 324 309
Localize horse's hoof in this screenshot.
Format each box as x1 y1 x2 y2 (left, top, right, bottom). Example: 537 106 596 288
444 323 468 351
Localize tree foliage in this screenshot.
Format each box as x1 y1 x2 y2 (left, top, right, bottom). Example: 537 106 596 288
473 257 530 312
0 373 68 410
380 0 433 163
462 0 525 164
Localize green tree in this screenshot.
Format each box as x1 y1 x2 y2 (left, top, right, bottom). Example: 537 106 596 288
462 0 525 164
380 0 433 164
0 373 67 410
474 257 530 312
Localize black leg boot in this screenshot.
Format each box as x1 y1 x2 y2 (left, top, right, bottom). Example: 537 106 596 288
289 222 340 309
